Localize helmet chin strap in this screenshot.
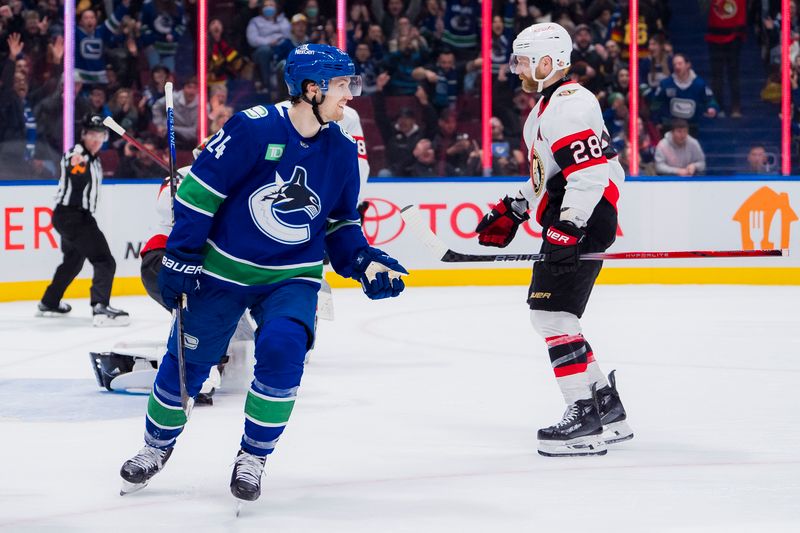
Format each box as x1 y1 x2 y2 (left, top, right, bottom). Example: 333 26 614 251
532 63 560 92
301 91 328 126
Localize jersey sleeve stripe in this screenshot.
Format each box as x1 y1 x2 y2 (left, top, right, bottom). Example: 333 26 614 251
550 128 596 153
561 156 608 178
176 173 226 215
186 169 227 198
175 195 215 217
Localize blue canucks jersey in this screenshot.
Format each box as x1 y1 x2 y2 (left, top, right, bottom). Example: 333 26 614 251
168 104 366 292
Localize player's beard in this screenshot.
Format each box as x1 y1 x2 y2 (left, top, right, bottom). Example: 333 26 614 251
520 75 538 93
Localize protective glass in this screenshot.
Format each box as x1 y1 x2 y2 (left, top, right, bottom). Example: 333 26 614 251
324 75 363 97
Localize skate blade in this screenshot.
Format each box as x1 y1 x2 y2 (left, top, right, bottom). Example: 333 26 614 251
538 434 608 457
120 479 148 496
602 420 634 445
35 310 69 318
235 500 248 517
93 315 131 327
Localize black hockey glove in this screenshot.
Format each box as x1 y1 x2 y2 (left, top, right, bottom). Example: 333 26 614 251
542 221 585 275
475 196 530 248
158 249 204 308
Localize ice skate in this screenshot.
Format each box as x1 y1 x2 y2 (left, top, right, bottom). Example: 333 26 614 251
35 301 72 317
230 449 266 512
120 445 173 495
597 370 634 445
92 303 130 327
538 386 607 457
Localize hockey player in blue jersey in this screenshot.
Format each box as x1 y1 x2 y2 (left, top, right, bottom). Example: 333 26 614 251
119 44 407 504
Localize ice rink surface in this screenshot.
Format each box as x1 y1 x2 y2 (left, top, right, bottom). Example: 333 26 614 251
0 284 798 532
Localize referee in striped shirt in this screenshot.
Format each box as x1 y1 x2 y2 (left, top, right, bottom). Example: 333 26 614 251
38 114 130 326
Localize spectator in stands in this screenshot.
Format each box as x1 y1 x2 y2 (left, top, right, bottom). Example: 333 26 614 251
273 13 311 61
382 33 427 95
0 32 52 178
354 42 379 95
417 0 445 47
247 0 291 95
490 116 523 175
654 118 706 176
138 64 169 131
745 144 775 174
413 48 480 110
652 53 718 132
571 24 605 94
208 18 248 86
301 0 326 35
586 0 613 43
372 0 421 43
152 76 198 149
117 134 166 179
210 105 233 135
433 107 467 172
365 23 387 61
442 0 478 60
388 15 428 53
105 11 139 90
74 2 130 84
705 0 745 118
409 138 453 176
604 92 629 141
108 88 138 134
608 67 630 97
374 71 437 175
346 1 371 55
208 83 230 130
140 0 186 72
19 9 48 81
641 34 672 91
87 86 111 118
601 39 624 82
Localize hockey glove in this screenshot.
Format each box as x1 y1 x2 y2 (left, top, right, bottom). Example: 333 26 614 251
352 247 408 300
542 221 585 275
475 196 530 248
158 250 204 309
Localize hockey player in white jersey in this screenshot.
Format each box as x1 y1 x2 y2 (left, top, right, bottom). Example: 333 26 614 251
475 23 633 457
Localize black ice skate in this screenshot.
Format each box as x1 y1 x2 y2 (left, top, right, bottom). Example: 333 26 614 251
92 303 130 327
231 449 266 506
538 386 607 457
119 445 173 495
36 301 72 317
597 370 634 445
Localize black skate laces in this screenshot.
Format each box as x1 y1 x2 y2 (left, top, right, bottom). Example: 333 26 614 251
234 453 265 487
129 446 168 470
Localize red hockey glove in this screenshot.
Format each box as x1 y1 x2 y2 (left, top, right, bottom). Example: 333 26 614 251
475 196 530 248
542 221 585 275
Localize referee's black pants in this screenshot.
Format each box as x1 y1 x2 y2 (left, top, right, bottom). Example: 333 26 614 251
41 205 116 307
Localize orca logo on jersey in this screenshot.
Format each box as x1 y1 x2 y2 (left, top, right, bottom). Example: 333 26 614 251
248 166 322 245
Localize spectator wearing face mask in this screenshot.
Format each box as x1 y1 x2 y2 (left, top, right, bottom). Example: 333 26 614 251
246 0 290 95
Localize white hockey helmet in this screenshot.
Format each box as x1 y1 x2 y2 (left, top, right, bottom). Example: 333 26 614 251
510 23 573 92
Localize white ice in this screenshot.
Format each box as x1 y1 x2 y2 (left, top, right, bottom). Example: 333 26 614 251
1 285 798 532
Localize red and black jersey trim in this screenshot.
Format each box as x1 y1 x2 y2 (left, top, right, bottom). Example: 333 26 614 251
551 129 608 178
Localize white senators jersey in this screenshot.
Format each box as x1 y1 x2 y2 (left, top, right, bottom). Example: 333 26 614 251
276 101 370 191
518 80 624 226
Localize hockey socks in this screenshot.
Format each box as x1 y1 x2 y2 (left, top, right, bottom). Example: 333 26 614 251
585 340 610 390
546 334 592 404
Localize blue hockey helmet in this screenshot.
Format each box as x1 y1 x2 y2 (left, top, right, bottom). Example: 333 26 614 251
284 44 362 97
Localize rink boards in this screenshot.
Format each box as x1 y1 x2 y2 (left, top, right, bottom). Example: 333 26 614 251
1 176 798 300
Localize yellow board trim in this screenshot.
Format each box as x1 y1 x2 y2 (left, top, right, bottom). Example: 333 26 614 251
2 268 798 302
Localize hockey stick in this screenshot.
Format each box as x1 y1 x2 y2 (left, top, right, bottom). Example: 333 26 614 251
400 205 789 263
165 82 193 418
102 117 170 171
